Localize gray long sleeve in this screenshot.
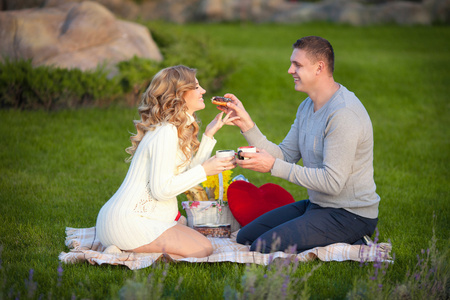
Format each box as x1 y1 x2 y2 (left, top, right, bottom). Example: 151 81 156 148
242 85 380 219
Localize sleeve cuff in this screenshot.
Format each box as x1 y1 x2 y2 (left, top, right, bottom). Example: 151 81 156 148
270 158 292 180
241 124 264 144
202 133 216 143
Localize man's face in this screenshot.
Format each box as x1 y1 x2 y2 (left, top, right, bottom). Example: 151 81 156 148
288 48 318 93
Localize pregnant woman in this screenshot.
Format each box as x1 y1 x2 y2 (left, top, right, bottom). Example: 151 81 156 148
96 65 238 258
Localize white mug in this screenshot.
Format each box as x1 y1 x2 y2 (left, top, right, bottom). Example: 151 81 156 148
216 149 236 158
237 146 256 160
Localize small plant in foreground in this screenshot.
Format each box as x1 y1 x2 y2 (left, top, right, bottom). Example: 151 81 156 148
389 225 449 300
113 263 182 300
0 251 68 299
347 218 449 300
224 236 320 300
347 228 393 299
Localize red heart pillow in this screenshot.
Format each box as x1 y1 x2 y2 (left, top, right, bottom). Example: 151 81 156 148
227 181 295 227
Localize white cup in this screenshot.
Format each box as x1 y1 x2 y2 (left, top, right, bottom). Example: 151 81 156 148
237 146 256 160
216 149 236 158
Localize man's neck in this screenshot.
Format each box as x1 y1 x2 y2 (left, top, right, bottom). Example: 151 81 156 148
310 80 340 112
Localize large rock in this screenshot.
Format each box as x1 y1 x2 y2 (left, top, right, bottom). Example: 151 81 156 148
271 0 433 25
1 0 448 25
140 0 202 24
425 0 450 23
0 1 163 72
198 0 289 23
44 0 141 20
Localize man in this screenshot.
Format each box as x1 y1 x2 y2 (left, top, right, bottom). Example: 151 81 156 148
220 36 380 253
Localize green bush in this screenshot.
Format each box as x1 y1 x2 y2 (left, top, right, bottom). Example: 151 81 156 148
0 59 121 110
0 23 237 110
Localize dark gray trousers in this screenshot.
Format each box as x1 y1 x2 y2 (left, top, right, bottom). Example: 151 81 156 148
236 200 378 253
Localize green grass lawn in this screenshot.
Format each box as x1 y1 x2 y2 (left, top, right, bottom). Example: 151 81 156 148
1 23 449 299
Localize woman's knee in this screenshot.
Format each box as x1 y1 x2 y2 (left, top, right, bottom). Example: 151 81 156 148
190 239 213 257
202 242 214 257
200 237 213 254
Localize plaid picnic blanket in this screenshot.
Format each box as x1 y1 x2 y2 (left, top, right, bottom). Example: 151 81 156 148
59 227 392 270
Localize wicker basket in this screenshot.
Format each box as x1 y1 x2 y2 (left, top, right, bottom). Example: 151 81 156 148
183 172 241 234
182 200 240 233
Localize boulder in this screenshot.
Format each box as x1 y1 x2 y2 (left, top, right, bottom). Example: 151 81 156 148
44 0 141 20
0 1 163 73
198 0 290 23
198 0 447 25
1 0 448 26
140 0 202 24
376 1 431 25
424 0 450 23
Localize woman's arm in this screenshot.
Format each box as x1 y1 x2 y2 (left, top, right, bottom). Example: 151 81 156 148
147 125 208 201
189 133 216 167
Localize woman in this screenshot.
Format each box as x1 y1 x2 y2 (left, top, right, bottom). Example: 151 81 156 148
96 65 237 258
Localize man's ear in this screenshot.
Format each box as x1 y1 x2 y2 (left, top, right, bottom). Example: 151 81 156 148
316 60 326 75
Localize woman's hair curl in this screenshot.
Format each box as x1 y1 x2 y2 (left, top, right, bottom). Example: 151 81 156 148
125 65 201 167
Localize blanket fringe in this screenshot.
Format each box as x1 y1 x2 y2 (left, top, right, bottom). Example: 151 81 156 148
58 251 80 264
361 242 393 262
65 227 81 249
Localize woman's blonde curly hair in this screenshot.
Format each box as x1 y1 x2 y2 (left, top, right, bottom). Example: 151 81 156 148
125 65 201 166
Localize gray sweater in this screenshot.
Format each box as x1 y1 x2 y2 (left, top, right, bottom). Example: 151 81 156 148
242 85 380 219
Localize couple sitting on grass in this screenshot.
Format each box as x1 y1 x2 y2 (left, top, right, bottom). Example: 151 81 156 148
96 36 380 259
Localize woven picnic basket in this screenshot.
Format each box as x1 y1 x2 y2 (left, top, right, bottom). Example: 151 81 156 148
182 173 241 233
182 200 240 232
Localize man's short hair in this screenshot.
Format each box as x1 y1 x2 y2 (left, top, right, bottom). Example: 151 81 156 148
293 36 335 74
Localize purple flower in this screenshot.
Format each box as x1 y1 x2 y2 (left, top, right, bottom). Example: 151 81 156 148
57 263 63 287
57 264 63 276
373 228 380 244
25 269 37 298
29 269 34 281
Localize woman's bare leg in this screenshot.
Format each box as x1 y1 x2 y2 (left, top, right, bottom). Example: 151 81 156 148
177 215 187 226
132 224 213 258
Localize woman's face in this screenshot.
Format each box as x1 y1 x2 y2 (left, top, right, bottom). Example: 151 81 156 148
184 78 206 115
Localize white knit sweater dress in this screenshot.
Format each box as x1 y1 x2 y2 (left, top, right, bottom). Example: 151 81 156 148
96 117 216 250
